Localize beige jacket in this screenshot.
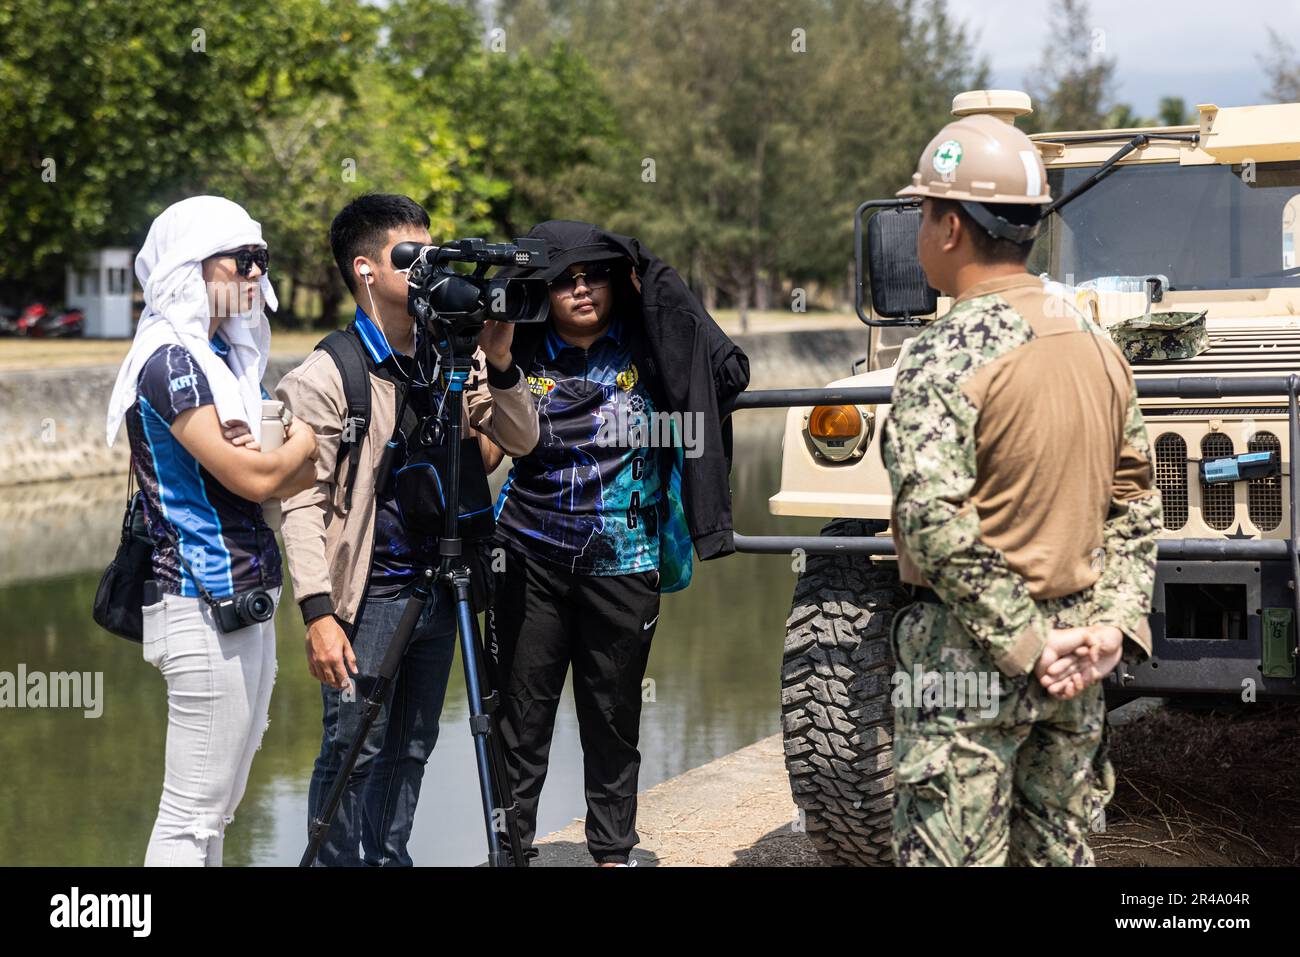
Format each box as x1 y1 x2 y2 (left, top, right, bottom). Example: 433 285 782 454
275 343 538 627
887 273 1160 674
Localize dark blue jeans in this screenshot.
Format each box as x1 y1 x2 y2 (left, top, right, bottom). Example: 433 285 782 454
307 588 456 866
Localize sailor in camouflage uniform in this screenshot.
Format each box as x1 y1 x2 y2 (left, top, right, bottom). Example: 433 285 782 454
881 113 1163 866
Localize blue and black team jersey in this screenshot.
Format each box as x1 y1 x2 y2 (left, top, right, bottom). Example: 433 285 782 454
495 316 667 576
124 341 281 599
351 308 441 600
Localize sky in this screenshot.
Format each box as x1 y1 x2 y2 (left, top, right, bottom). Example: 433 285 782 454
943 0 1300 115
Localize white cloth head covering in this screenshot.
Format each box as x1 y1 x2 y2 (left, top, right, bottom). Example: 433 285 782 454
106 195 278 446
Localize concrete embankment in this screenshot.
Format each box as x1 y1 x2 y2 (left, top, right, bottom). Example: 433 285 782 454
0 323 866 488
0 357 304 487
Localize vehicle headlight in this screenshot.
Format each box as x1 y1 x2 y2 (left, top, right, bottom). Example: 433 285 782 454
806 404 872 462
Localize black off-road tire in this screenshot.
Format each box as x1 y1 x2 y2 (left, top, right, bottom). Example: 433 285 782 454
782 518 908 866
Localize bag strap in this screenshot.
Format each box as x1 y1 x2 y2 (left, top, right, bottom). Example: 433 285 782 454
119 455 138 541
166 528 221 607
316 328 372 513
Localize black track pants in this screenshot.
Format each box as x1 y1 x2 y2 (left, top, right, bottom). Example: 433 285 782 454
487 543 660 864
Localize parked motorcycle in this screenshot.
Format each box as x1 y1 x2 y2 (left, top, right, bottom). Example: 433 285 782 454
14 302 49 335
7 302 85 338
30 307 84 338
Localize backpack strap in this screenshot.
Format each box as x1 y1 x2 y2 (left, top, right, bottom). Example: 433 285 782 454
315 328 372 513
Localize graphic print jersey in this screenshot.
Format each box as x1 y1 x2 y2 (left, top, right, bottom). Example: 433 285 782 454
125 343 281 598
495 318 666 575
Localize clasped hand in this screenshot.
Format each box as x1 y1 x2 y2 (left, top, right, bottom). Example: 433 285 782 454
1033 625 1124 701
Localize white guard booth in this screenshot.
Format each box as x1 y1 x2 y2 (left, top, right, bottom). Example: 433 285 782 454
67 247 135 338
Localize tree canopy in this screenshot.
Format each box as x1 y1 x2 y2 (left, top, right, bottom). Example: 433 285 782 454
0 0 1264 321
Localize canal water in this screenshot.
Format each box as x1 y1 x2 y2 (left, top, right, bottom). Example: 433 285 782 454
0 412 821 866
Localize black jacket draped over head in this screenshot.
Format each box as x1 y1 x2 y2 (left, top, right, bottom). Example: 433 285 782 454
503 220 750 561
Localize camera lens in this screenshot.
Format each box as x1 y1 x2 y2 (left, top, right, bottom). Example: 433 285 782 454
418 415 443 448
243 589 275 623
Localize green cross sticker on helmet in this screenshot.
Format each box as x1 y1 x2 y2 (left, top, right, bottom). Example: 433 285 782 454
897 114 1052 206
932 139 964 177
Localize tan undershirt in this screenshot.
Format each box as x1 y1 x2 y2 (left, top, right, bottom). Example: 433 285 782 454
897 273 1154 601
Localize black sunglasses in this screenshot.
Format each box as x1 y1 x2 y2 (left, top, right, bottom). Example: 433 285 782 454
549 262 613 295
213 246 270 278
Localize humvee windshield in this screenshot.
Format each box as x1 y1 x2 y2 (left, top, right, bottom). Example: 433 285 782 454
1029 160 1300 290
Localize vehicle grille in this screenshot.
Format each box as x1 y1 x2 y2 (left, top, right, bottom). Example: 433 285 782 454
1248 431 1282 531
1154 433 1188 530
1200 433 1236 530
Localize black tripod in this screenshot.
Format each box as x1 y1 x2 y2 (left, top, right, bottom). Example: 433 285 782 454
300 328 527 868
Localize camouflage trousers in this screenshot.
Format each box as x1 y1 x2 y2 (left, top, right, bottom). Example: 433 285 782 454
889 591 1115 867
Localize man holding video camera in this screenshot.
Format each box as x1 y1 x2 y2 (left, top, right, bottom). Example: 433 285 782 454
275 194 538 866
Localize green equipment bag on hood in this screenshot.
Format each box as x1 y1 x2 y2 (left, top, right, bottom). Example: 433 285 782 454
1109 309 1209 362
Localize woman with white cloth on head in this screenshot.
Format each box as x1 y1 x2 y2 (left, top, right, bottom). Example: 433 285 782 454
106 196 317 866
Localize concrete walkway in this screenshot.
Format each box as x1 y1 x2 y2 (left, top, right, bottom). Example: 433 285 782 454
533 734 823 867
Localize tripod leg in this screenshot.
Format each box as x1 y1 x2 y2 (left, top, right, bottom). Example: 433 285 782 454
459 574 529 867
474 622 528 865
452 587 507 866
300 571 432 867
431 356 527 866
449 570 528 867
483 670 528 866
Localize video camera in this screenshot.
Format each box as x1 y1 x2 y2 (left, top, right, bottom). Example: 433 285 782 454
380 237 551 551
391 237 551 336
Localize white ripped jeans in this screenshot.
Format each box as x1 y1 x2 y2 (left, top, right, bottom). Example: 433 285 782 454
141 588 279 866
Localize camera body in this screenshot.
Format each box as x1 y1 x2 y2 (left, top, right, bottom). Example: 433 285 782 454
392 237 552 336
211 588 276 633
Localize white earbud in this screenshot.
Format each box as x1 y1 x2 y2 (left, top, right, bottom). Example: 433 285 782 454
359 264 372 282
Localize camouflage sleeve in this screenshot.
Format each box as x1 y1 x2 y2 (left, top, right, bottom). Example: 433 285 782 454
883 366 1048 678
1090 387 1162 662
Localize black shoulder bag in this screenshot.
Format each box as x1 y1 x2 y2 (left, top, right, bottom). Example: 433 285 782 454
92 460 232 641
92 464 155 643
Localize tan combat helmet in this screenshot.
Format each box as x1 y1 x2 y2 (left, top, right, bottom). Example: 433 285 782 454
897 113 1052 242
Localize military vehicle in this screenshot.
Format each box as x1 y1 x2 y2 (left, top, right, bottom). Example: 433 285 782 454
765 90 1300 866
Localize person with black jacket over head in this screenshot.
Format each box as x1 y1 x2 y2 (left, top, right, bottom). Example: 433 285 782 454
488 220 749 865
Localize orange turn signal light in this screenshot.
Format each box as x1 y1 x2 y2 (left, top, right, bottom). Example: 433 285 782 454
808 405 863 440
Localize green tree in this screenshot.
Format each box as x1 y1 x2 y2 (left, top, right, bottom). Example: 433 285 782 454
203 64 509 326
498 0 985 325
0 0 990 323
0 0 371 305
381 0 623 239
218 0 623 325
1103 104 1151 128
1157 95 1194 126
1084 96 1188 133
1261 28 1300 103
1023 0 1115 132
